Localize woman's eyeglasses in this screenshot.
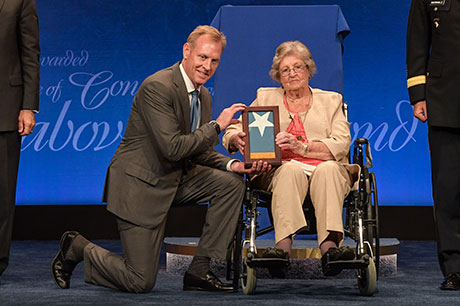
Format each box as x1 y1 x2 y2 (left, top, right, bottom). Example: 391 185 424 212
280 64 306 76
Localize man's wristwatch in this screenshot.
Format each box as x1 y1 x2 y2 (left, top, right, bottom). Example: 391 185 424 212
209 120 221 134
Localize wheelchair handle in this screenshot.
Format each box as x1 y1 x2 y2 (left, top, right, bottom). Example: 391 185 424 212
354 138 369 145
353 137 373 169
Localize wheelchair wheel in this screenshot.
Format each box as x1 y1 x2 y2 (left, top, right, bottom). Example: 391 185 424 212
241 258 257 295
368 171 380 277
362 171 380 278
231 210 244 289
357 257 377 296
370 171 380 277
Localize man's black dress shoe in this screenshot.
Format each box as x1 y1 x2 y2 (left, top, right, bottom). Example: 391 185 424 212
321 246 355 276
183 270 235 292
51 231 80 289
440 273 460 290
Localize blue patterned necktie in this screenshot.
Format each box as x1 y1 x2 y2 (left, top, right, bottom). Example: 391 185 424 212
190 90 200 132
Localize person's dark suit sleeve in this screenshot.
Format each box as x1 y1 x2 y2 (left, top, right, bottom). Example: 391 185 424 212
190 148 232 170
137 79 230 169
406 0 431 104
19 0 41 111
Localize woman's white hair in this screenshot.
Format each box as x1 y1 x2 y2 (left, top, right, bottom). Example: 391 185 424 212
269 40 317 83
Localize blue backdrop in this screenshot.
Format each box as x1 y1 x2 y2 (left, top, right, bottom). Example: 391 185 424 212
17 0 429 205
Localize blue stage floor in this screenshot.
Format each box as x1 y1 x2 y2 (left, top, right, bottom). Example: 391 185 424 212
1 240 458 305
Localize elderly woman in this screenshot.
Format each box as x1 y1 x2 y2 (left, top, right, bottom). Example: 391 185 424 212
222 41 359 276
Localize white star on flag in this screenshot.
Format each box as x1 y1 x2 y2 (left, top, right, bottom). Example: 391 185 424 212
248 112 274 137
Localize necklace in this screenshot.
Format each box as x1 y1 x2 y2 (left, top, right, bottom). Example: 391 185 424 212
283 93 312 142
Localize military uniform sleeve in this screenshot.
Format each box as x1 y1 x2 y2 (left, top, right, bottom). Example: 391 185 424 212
406 0 431 104
19 0 41 111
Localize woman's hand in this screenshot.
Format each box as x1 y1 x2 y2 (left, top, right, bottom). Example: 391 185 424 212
229 132 246 154
275 131 305 155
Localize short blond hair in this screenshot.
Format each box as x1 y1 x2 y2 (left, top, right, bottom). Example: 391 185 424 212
269 41 317 83
187 25 227 50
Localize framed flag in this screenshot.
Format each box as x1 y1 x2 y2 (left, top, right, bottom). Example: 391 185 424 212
242 106 282 168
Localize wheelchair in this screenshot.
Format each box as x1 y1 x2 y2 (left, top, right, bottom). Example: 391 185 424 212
226 137 379 296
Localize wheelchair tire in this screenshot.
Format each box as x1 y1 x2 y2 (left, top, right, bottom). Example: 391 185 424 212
368 171 380 278
241 259 257 295
358 258 377 296
361 171 380 279
231 210 244 290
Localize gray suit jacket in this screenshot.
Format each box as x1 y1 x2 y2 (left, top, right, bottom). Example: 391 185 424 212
103 63 232 229
0 0 40 131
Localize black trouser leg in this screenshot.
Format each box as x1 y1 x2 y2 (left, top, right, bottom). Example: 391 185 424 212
0 131 21 275
429 126 460 276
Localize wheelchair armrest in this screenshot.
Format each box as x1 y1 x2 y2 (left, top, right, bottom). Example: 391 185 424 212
353 137 373 169
245 177 273 202
252 189 273 202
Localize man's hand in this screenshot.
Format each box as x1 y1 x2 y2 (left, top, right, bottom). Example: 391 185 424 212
230 160 271 174
18 110 36 136
216 103 246 131
413 100 427 123
229 132 246 154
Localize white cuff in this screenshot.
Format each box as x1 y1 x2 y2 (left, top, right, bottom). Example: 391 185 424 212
226 159 239 172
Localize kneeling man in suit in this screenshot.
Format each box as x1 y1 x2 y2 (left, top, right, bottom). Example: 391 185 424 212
51 25 269 293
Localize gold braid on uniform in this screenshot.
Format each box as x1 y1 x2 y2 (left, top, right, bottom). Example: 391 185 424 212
407 75 426 88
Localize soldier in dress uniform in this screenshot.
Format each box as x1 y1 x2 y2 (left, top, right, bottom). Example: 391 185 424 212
0 0 40 278
407 0 460 290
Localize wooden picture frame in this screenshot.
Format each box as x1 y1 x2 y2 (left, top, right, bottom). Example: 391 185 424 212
242 106 282 168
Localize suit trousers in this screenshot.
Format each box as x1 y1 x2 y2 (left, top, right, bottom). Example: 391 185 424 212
83 165 244 292
428 126 460 276
252 161 351 246
0 131 21 275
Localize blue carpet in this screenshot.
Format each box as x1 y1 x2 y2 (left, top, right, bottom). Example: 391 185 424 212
1 240 459 305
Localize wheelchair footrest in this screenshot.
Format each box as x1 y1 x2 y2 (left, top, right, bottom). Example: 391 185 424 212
324 256 370 271
246 257 290 268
